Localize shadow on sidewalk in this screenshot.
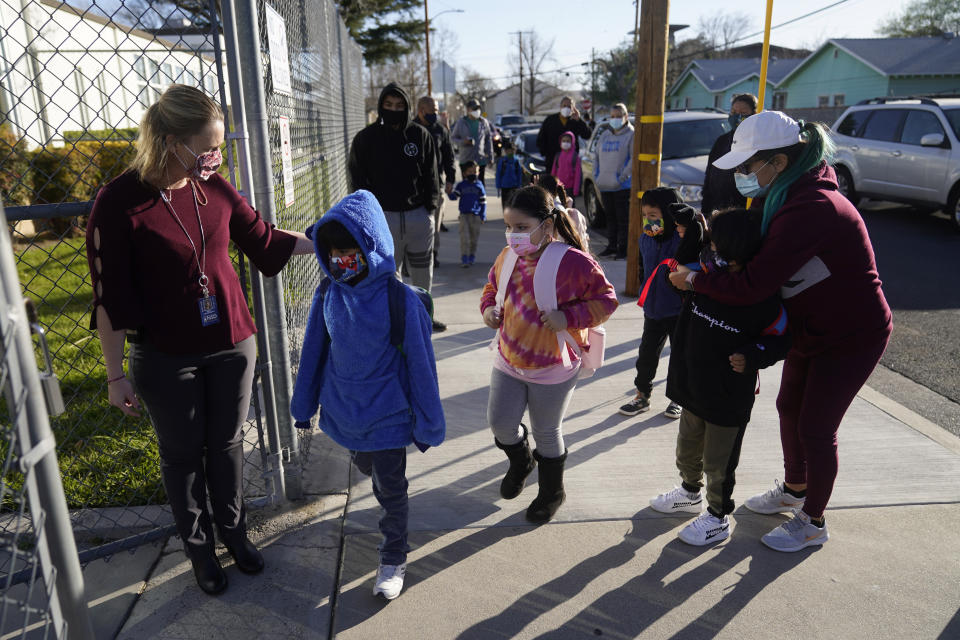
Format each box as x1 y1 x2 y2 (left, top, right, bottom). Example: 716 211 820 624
457 511 817 639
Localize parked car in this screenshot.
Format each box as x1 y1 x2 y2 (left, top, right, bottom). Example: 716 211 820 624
495 113 525 128
514 129 547 181
831 97 960 230
500 121 540 147
580 110 730 227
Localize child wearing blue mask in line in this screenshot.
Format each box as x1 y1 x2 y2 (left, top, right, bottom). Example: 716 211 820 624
291 190 445 601
618 186 685 419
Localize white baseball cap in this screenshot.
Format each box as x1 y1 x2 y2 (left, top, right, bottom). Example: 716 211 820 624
713 111 802 170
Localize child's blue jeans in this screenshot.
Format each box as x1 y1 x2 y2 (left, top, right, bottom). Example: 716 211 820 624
350 448 409 565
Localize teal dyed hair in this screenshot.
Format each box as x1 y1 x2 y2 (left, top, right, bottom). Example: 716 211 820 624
754 121 836 235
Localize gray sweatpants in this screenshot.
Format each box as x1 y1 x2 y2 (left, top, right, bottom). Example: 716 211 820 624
487 367 579 458
384 207 434 292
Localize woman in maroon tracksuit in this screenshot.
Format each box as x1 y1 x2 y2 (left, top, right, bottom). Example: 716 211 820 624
670 111 891 552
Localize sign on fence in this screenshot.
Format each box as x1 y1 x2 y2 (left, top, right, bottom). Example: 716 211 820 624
279 116 295 207
265 4 292 95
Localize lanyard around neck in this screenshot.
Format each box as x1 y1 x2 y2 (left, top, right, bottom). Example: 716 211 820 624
159 181 209 295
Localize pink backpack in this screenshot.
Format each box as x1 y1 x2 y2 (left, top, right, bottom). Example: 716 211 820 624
494 242 606 378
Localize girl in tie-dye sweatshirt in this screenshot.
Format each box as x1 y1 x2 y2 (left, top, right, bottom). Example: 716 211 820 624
480 185 618 524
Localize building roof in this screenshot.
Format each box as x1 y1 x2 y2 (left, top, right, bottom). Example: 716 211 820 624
674 57 803 94
829 37 960 76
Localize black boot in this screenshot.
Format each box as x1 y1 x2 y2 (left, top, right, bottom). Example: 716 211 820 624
525 449 567 524
494 424 536 500
226 536 265 574
189 547 228 595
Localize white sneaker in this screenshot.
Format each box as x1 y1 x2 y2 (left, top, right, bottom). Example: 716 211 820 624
761 510 829 552
372 562 407 600
650 486 703 514
744 479 805 514
678 511 730 546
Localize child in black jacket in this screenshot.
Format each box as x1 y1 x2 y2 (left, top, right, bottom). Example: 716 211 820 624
650 207 791 546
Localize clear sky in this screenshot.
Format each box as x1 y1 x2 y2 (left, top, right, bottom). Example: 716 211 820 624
428 0 909 90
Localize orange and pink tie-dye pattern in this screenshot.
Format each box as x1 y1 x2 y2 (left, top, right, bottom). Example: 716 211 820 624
481 245 618 371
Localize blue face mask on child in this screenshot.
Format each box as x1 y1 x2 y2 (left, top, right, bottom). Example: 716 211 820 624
330 252 367 281
699 246 729 273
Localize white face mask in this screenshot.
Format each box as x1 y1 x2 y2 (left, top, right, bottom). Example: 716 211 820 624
560 107 572 118
560 141 572 150
470 109 481 118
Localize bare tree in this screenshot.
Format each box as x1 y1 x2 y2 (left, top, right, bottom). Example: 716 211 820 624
507 30 558 115
454 67 499 115
696 11 753 57
365 50 429 116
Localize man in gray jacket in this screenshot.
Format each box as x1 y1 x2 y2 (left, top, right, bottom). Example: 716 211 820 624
451 98 495 184
593 103 634 259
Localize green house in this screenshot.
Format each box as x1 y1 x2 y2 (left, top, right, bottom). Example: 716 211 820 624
773 37 960 110
667 37 960 113
666 58 804 111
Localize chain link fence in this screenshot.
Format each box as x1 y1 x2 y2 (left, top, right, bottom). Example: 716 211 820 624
254 0 365 459
1 0 364 631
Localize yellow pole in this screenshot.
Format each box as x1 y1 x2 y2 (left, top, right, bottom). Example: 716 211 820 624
757 0 774 111
747 0 775 210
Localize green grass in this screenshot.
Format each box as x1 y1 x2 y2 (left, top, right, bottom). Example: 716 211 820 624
4 237 166 509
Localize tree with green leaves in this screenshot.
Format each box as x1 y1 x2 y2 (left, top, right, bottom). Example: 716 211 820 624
879 0 960 37
335 0 426 65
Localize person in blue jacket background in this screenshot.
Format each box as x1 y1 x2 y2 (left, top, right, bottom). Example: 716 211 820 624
291 189 445 601
495 139 524 207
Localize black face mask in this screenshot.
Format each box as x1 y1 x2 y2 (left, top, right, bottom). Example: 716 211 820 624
382 109 406 126
466 174 478 181
424 113 438 125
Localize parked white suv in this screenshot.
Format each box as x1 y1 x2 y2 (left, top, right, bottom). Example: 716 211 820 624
831 97 960 230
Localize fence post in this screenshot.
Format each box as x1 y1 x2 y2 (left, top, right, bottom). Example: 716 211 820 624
219 0 287 504
0 203 95 639
233 0 303 500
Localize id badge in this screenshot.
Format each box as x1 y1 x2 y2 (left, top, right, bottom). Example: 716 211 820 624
199 295 220 326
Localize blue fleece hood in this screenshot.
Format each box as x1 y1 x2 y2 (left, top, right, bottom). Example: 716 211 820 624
292 190 445 451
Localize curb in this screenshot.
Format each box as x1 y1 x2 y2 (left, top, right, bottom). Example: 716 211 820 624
858 384 960 455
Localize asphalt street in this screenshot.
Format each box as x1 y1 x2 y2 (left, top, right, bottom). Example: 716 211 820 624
856 201 960 436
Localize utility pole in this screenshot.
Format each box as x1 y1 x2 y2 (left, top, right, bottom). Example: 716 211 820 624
590 48 597 121
425 0 432 94
627 0 670 295
508 31 531 114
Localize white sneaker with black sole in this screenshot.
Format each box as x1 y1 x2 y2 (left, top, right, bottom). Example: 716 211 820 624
650 486 703 514
373 562 407 600
761 510 829 552
678 511 730 546
745 479 805 514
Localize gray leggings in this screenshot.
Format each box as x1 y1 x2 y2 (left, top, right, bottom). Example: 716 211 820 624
487 367 579 458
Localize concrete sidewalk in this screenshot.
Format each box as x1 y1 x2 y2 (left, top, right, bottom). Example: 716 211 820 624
84 191 960 639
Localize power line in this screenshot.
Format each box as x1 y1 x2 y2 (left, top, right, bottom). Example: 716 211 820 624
670 0 856 64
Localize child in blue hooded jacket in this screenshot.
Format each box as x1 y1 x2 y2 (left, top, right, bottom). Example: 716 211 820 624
291 190 445 601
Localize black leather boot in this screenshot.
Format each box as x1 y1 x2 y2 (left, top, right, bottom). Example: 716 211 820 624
226 536 265 574
494 424 536 499
189 547 228 595
525 449 567 524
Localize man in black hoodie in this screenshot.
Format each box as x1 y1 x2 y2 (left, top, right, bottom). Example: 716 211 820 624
349 83 441 321
700 93 756 218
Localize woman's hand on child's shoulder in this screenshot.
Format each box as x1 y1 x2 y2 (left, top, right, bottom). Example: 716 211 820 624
540 310 567 332
483 306 502 329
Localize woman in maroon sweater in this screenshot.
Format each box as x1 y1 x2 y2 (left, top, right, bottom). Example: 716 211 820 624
670 111 891 552
86 85 312 594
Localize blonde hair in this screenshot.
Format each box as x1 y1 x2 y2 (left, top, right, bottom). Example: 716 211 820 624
130 84 223 180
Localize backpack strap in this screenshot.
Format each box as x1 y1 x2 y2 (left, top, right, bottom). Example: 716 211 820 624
495 249 519 314
319 277 332 343
532 242 578 367
387 277 406 351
